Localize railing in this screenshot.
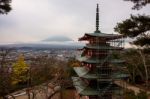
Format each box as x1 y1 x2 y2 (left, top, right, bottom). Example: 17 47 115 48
99 82 113 97
86 43 109 46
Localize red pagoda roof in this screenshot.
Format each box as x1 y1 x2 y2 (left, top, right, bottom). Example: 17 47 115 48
79 33 124 41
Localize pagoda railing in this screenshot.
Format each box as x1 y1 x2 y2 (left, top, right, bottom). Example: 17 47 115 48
99 83 113 97
86 44 124 50
86 43 109 46
109 37 124 48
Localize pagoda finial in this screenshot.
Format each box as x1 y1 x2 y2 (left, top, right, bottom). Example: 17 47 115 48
95 4 100 33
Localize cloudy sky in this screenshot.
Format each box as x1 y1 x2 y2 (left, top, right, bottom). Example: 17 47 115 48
0 0 150 44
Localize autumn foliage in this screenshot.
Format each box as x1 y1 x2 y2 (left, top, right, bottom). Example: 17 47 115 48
12 54 28 85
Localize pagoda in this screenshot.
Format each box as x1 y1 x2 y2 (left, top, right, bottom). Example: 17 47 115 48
72 4 129 99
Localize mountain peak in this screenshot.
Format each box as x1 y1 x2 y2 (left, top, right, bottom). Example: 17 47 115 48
42 36 73 42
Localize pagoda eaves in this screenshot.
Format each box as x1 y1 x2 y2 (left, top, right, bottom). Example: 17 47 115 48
79 33 124 41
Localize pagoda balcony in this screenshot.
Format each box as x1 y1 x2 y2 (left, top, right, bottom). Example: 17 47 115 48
84 44 123 50
96 66 112 69
77 55 125 64
73 67 129 80
97 78 113 82
86 43 109 47
98 74 112 79
97 83 124 94
76 55 107 64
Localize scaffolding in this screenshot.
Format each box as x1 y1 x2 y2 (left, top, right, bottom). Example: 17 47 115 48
72 4 129 99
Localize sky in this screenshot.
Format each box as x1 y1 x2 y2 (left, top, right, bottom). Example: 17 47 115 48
0 0 150 44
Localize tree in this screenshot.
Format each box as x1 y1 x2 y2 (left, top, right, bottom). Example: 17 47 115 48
121 48 150 90
138 50 149 88
125 90 137 99
114 15 150 49
123 0 150 10
117 0 150 48
116 0 150 48
137 90 148 99
20 56 73 99
12 54 28 85
67 57 80 67
125 89 148 99
4 55 74 99
116 0 150 90
0 0 12 14
122 49 146 83
114 14 150 88
0 48 14 98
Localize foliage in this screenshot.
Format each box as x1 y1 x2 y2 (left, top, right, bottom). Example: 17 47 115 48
67 57 80 77
29 56 65 85
67 57 80 67
122 49 150 85
12 54 28 85
0 69 12 98
115 15 150 48
137 90 148 99
0 0 12 14
24 56 73 99
124 0 150 10
125 90 137 99
0 54 75 98
115 0 150 90
0 48 14 98
125 90 148 99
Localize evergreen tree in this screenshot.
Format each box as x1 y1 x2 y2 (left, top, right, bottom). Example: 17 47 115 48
0 0 12 14
124 0 150 10
114 15 150 49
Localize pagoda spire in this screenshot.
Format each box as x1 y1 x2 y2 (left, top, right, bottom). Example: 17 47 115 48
95 4 100 33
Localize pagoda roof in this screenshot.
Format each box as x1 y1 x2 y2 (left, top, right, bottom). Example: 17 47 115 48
72 77 124 96
79 33 123 41
74 67 129 79
84 45 123 50
72 77 99 95
74 67 98 79
76 56 125 64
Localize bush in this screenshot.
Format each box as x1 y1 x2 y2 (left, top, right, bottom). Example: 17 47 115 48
125 90 136 99
137 90 148 99
125 90 148 99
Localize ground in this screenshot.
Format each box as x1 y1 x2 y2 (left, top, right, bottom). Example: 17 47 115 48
8 89 79 99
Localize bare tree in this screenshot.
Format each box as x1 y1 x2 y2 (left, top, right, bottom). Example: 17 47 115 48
138 50 149 89
0 48 15 98
24 56 73 99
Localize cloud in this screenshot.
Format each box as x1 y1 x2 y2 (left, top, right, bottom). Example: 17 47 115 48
0 0 149 43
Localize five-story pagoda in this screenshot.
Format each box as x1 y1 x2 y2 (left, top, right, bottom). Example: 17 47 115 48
72 4 128 99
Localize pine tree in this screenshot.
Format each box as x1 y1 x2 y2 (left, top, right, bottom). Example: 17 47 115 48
0 0 12 14
114 15 150 49
123 0 150 10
